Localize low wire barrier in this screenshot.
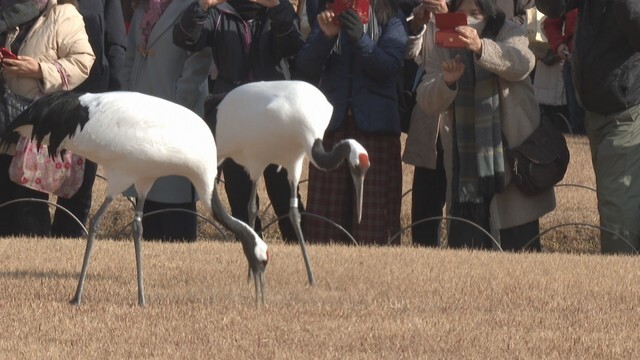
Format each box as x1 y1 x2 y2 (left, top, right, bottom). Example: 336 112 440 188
1 179 633 253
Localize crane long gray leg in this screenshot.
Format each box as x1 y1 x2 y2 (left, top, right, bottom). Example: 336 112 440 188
247 182 258 229
289 181 315 286
132 197 146 306
247 182 259 283
70 196 113 305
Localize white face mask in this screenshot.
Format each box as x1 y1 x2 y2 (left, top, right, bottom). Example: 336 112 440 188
467 16 486 31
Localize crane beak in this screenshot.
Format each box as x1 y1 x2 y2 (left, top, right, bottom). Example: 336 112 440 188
350 164 368 223
252 267 266 306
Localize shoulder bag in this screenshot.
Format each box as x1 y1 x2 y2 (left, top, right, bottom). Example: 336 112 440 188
0 79 32 134
505 120 570 196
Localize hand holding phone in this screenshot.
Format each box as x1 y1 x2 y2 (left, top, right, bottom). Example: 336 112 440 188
0 47 18 60
434 13 467 48
328 0 369 24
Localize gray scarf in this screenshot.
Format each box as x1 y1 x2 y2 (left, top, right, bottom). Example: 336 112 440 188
450 48 505 206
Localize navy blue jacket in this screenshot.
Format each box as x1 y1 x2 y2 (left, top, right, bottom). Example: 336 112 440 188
76 0 127 92
295 13 408 134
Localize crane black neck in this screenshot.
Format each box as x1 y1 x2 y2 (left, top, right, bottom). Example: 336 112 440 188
311 139 352 171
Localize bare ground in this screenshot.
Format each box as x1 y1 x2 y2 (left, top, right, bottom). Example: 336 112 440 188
2 135 637 359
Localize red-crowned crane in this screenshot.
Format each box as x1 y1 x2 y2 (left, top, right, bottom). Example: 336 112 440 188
215 80 370 285
0 91 269 306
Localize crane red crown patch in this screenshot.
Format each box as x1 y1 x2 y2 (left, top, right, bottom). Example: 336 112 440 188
359 153 370 169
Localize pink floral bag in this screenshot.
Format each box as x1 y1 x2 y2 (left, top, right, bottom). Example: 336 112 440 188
9 136 85 198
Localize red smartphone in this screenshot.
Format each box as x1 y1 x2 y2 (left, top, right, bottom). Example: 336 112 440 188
0 47 18 60
434 13 468 48
328 0 370 24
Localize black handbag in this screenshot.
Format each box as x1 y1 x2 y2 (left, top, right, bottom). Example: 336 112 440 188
505 120 570 196
0 80 32 134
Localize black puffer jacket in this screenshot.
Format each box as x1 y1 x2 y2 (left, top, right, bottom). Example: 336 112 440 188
537 0 640 115
173 0 304 95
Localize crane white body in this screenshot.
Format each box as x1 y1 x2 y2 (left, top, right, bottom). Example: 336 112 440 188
68 92 217 199
2 91 269 305
216 80 333 182
216 81 370 285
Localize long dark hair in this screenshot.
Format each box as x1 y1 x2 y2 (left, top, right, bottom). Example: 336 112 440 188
374 0 399 25
449 0 505 39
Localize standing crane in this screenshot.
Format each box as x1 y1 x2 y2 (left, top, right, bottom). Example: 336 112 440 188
215 80 370 285
0 91 269 306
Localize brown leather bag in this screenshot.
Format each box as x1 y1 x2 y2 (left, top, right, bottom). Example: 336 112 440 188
505 120 570 196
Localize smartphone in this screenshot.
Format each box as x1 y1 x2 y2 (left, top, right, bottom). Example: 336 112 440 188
328 0 370 24
0 47 18 60
434 13 467 48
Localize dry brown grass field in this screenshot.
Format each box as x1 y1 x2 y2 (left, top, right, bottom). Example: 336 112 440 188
3 135 638 359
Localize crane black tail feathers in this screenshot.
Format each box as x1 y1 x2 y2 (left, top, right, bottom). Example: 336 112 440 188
0 91 88 156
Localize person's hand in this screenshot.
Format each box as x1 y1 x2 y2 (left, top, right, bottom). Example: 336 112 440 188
557 43 570 60
2 56 43 79
409 4 432 33
317 10 340 38
339 9 364 43
199 0 226 10
455 25 482 55
421 0 447 14
441 54 465 87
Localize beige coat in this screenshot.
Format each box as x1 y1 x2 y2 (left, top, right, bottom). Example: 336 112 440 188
403 20 441 170
415 20 556 230
3 0 95 99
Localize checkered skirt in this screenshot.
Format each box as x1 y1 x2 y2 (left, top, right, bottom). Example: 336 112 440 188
303 118 402 245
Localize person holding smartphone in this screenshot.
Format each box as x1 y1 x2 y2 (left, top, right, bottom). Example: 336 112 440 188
295 0 408 245
413 0 555 251
0 0 95 237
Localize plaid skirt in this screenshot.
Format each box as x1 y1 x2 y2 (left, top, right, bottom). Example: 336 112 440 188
303 117 402 245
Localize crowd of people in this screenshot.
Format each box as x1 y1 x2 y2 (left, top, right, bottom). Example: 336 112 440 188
0 0 637 254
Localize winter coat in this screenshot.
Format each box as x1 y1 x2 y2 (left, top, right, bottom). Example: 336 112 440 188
536 0 640 115
415 19 556 230
172 0 304 96
75 0 128 93
402 19 440 169
123 0 213 204
295 11 408 135
3 0 95 99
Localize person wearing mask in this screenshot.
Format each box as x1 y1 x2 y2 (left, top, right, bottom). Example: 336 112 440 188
403 0 530 247
50 0 128 238
122 0 212 241
0 0 95 236
173 0 306 243
415 0 555 251
296 0 408 245
536 0 640 253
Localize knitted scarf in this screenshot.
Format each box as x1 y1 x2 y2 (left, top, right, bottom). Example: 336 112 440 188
450 48 505 212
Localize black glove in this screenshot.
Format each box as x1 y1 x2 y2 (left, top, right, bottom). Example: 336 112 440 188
339 9 364 44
